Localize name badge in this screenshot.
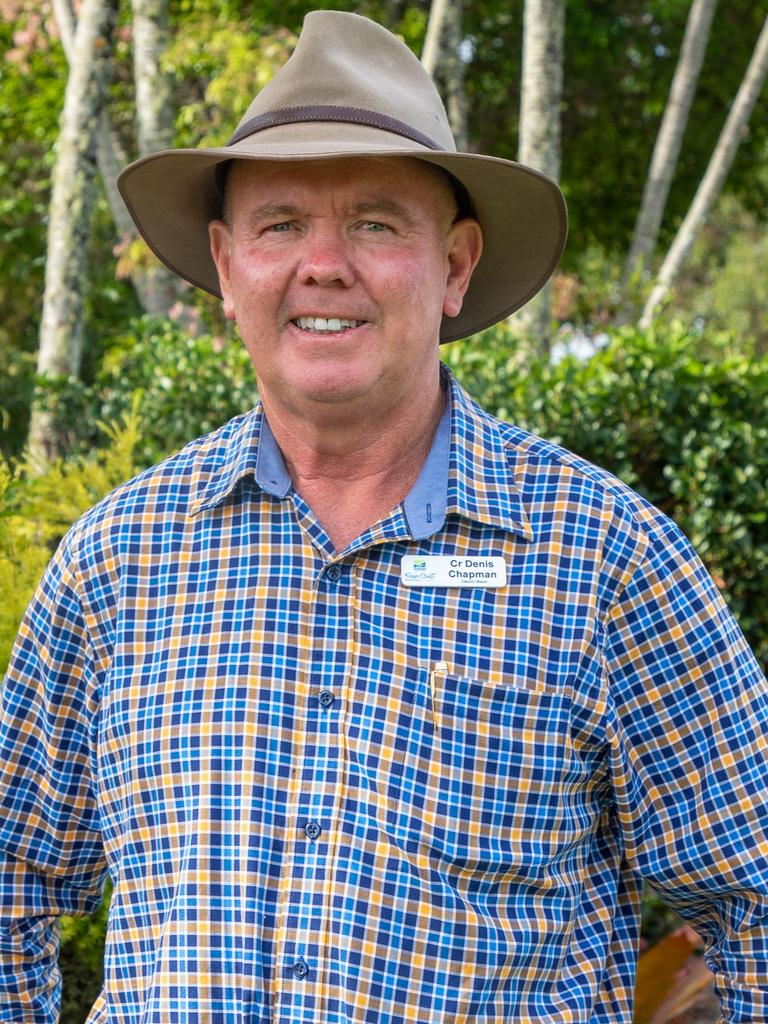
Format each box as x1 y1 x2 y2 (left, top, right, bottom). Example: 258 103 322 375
401 555 507 588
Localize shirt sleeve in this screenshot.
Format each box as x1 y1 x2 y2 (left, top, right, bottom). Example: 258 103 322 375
603 516 768 1023
0 529 108 1023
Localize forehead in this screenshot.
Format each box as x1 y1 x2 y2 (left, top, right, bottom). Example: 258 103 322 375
224 156 454 214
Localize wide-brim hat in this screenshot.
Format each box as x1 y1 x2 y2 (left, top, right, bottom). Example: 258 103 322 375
118 10 567 343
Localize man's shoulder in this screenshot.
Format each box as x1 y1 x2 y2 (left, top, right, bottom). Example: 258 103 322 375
472 398 679 549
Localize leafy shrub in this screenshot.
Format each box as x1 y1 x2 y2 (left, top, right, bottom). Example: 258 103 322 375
0 348 37 460
0 403 143 675
35 317 258 467
0 460 50 670
59 884 111 1024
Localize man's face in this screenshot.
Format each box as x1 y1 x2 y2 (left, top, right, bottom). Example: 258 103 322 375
208 157 482 422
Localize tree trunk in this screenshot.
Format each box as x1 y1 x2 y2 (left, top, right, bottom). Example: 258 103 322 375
28 0 118 465
52 0 183 316
52 0 131 235
640 12 768 328
512 0 566 354
621 0 718 312
421 0 450 79
422 0 469 151
130 0 186 314
444 0 468 151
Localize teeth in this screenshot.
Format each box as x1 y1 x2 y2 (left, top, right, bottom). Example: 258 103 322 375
294 316 363 332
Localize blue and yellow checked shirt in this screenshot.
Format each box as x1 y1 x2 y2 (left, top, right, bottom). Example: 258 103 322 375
2 370 768 1023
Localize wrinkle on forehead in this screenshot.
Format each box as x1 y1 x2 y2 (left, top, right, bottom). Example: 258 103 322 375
222 156 458 231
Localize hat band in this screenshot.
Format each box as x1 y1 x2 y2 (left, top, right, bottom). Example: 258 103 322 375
228 104 446 151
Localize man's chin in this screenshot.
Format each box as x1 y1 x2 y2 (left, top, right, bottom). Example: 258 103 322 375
285 368 383 408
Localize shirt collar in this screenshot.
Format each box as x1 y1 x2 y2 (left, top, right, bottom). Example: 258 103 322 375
443 369 533 541
189 368 533 542
188 407 269 516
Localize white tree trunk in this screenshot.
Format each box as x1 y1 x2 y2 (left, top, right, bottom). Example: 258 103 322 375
29 0 118 465
513 0 566 353
444 0 468 151
130 0 186 314
52 0 183 316
623 0 718 297
640 12 768 328
422 0 468 150
421 0 450 78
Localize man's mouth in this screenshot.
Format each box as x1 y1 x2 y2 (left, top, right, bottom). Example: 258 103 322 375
292 316 365 333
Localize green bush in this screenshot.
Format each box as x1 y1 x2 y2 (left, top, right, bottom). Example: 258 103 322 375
59 884 111 1024
35 316 258 467
0 402 144 675
0 348 37 461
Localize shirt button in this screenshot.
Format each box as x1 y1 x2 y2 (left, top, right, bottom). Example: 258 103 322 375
292 957 309 979
318 689 335 708
305 821 322 840
326 564 342 581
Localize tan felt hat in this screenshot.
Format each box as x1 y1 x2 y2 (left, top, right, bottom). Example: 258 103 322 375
117 10 567 343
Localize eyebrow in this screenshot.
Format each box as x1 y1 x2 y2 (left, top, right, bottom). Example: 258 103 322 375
347 199 417 227
245 203 303 228
244 198 417 229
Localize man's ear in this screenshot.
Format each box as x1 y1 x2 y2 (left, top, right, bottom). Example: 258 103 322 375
208 220 236 321
443 218 483 319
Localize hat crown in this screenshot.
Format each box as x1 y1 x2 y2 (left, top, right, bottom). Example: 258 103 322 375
237 10 457 153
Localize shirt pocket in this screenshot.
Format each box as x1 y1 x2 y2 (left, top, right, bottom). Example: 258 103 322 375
380 670 594 877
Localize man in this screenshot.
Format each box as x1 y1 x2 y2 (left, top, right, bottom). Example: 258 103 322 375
1 10 767 1024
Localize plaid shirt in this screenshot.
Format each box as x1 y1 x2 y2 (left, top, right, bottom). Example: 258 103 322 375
1 370 767 1023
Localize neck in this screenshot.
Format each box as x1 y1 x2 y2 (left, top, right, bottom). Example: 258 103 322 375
261 374 446 551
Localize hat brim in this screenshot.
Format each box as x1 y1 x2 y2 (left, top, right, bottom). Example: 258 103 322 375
117 127 567 343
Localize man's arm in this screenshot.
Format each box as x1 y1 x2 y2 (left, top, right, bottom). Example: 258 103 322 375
604 513 768 1022
0 532 108 1022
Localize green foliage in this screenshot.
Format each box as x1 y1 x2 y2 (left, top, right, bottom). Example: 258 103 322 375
0 402 144 675
25 317 257 466
0 460 50 674
462 0 768 259
92 317 257 465
672 194 768 354
640 886 683 948
166 15 298 147
0 11 66 359
0 347 37 459
59 883 111 1024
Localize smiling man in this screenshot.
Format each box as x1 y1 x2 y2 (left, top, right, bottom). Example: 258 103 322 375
2 10 768 1024
207 156 481 551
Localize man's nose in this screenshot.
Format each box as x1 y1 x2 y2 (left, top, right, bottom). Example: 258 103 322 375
296 227 356 288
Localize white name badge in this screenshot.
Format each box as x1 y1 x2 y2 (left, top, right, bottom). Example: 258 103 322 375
401 555 507 588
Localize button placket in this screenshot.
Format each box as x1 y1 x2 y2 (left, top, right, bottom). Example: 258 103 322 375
275 556 355 1021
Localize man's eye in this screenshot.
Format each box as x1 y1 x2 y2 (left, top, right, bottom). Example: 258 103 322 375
267 222 294 232
361 221 389 232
